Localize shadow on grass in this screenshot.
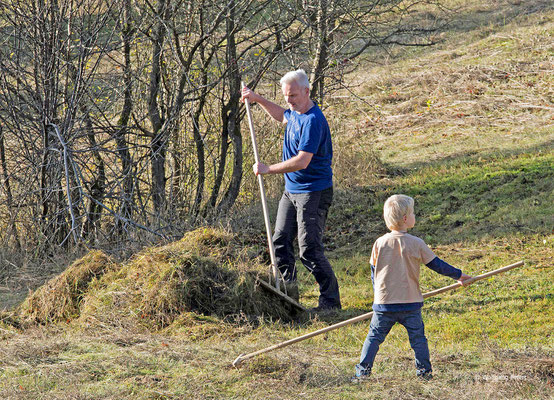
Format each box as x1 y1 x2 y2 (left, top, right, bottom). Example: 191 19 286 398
297 308 374 326
328 139 553 251
391 137 554 174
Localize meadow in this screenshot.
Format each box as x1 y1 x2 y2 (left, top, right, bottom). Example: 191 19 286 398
0 0 552 398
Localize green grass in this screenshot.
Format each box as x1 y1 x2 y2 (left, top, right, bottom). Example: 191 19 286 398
1 1 553 399
398 150 553 243
4 142 550 400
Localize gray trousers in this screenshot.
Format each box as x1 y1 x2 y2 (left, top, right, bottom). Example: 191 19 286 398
273 187 341 309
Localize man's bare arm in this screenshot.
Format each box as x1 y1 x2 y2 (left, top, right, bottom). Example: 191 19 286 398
253 151 313 175
241 86 286 124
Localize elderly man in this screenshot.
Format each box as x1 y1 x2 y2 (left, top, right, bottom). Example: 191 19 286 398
241 69 341 311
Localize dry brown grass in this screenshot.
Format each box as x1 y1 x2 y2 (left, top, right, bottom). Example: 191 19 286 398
16 250 115 326
326 11 553 171
5 228 296 335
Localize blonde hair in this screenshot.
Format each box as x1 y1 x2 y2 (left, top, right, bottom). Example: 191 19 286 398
383 194 414 230
280 69 310 89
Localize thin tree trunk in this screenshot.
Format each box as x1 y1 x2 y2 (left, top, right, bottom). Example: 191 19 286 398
217 0 242 214
190 43 209 216
192 109 206 216
206 107 228 213
82 111 105 238
310 0 330 104
148 0 168 217
115 0 135 232
217 98 242 215
0 126 21 250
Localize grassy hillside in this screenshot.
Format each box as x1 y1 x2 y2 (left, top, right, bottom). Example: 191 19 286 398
0 1 552 399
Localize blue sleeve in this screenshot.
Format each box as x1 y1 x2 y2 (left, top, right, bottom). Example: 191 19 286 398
283 109 291 123
425 257 462 279
371 264 375 287
298 115 322 154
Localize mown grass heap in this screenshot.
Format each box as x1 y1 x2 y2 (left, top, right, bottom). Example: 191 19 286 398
17 250 115 326
16 228 294 333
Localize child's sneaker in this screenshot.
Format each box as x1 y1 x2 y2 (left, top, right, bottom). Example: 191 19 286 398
350 372 371 383
416 370 433 381
350 375 371 383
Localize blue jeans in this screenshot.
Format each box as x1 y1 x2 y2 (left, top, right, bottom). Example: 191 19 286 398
273 187 341 309
355 309 432 376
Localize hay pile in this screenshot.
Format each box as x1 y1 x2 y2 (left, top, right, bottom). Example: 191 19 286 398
17 250 115 326
18 228 294 332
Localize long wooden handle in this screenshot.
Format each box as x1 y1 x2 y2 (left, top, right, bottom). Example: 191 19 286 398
422 260 524 298
242 82 280 290
232 260 525 366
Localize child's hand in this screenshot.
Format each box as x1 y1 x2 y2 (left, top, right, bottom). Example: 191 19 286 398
457 273 473 287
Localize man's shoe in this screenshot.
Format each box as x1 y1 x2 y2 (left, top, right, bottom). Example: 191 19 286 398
309 304 341 312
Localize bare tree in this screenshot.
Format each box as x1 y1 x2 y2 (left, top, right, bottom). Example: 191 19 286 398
0 0 453 256
0 0 121 248
280 0 450 102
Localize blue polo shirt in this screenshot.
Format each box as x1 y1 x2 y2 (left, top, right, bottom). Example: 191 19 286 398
283 103 333 193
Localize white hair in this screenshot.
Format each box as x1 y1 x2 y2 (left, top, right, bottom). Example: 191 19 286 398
383 194 414 231
280 69 310 89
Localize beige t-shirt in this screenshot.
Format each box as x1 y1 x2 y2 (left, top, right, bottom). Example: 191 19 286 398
371 231 436 304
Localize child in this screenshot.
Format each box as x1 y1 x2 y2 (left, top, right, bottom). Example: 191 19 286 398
352 194 472 382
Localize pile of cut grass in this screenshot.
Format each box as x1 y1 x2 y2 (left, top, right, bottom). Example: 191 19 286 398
15 228 295 334
17 250 115 326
